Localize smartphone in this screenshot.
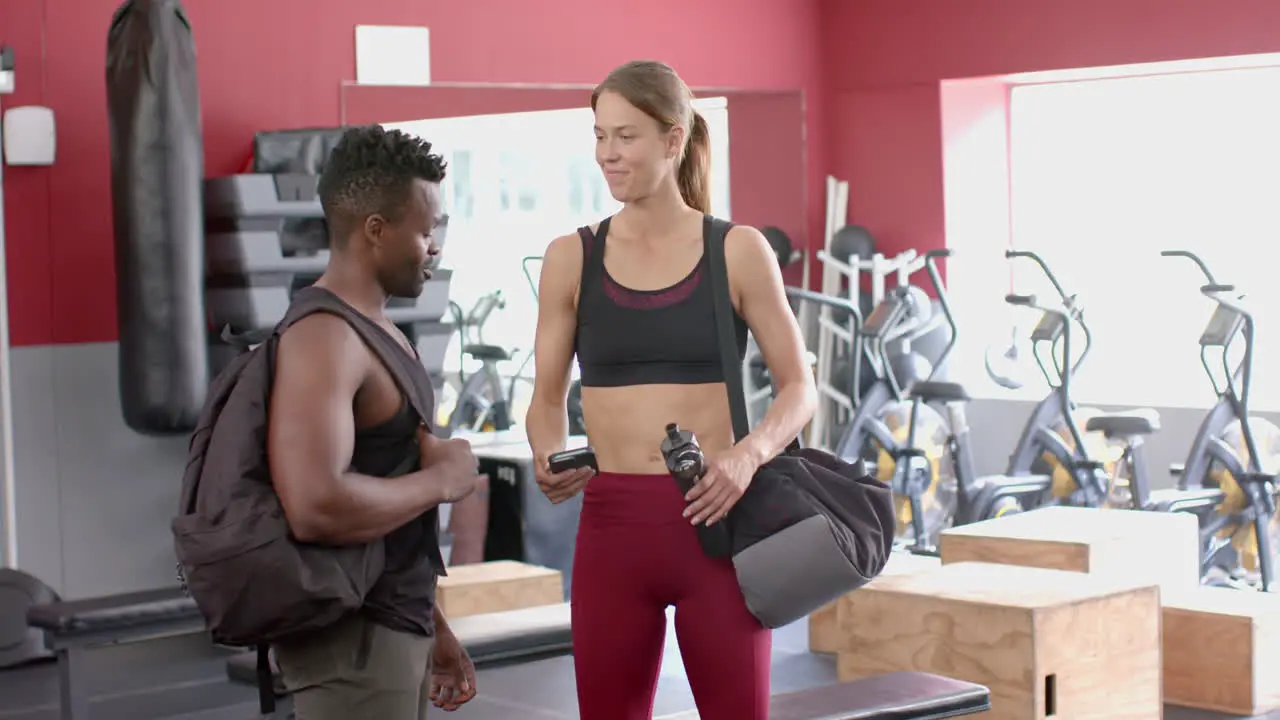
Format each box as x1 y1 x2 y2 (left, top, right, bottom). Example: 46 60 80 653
548 446 598 474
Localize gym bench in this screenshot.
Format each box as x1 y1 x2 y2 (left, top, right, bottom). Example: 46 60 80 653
658 671 991 720
26 587 206 720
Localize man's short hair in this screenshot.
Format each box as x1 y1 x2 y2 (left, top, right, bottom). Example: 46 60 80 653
317 125 447 244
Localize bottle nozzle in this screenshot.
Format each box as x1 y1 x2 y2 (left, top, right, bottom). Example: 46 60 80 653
665 423 681 442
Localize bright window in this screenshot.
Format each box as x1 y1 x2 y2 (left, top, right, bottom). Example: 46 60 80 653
386 99 731 372
1000 68 1280 411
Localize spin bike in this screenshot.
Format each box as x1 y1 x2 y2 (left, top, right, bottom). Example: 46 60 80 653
445 289 523 433
1143 251 1279 591
838 250 1052 549
998 249 1147 510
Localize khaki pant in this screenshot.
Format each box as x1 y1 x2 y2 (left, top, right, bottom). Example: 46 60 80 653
273 614 436 720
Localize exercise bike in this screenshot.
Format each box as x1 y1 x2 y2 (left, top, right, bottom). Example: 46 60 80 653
841 250 1053 549
522 254 587 436
823 253 951 543
998 250 1141 510
443 289 523 433
1141 250 1280 591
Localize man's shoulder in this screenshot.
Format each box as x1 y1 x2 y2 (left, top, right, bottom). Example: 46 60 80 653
273 310 371 388
279 311 361 355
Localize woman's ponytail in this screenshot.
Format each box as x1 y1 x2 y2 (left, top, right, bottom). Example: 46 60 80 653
677 111 712 213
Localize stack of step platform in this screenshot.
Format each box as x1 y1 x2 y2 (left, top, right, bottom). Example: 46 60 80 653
203 173 454 382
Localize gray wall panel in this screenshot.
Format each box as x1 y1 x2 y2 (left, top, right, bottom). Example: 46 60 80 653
10 346 61 588
12 343 187 598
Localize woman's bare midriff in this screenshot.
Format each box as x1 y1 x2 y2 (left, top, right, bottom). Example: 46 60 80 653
581 383 737 475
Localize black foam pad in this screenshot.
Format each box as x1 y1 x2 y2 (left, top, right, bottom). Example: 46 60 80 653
658 671 991 720
0 569 59 667
770 671 991 719
253 128 346 175
27 588 198 637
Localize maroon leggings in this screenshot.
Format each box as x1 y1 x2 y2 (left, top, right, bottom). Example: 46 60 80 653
570 471 771 720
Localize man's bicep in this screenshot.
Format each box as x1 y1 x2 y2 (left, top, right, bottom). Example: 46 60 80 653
267 315 365 518
531 235 582 402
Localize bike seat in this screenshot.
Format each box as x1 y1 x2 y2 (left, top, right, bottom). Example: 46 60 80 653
1084 408 1160 437
463 344 512 362
909 381 970 404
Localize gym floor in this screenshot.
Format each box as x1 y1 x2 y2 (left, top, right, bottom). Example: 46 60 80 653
0 608 1273 720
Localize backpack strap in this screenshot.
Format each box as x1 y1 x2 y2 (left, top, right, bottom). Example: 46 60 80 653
278 287 437 427
255 645 275 714
219 324 273 350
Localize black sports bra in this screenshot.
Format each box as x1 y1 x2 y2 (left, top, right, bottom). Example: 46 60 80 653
573 217 748 387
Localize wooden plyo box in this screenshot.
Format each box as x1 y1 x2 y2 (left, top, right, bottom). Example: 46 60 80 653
938 506 1200 590
1163 586 1280 715
436 560 563 619
809 551 941 653
837 561 1161 719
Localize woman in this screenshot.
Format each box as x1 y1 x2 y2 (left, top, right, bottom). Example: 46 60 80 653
525 60 817 720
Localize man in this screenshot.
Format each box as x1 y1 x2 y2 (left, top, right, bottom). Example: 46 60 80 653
265 124 480 718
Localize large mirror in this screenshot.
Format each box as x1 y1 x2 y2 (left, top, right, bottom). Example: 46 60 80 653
339 83 808 426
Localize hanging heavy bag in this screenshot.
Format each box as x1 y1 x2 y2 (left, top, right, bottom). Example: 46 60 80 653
106 0 208 434
701 216 897 629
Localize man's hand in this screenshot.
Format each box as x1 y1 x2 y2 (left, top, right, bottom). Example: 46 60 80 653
429 624 477 711
419 427 482 503
533 452 594 504
682 445 758 526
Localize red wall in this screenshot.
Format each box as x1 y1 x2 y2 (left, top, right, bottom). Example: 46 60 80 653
0 0 825 346
822 0 1280 257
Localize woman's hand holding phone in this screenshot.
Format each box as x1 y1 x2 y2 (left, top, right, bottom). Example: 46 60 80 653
534 447 596 504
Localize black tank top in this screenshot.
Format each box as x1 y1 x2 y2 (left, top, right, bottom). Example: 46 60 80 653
284 287 445 638
574 217 748 387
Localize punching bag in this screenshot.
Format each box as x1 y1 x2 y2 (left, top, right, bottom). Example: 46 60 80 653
106 0 208 434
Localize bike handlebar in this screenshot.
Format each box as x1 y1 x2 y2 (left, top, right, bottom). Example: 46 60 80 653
1010 293 1088 454
785 286 864 402
1161 250 1219 285
521 256 543 300
784 286 863 333
1162 252 1262 470
1006 249 1071 306
1210 291 1259 467
1005 249 1092 373
922 249 957 373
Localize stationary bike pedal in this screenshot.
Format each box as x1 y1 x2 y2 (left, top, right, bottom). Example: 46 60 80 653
905 544 939 558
